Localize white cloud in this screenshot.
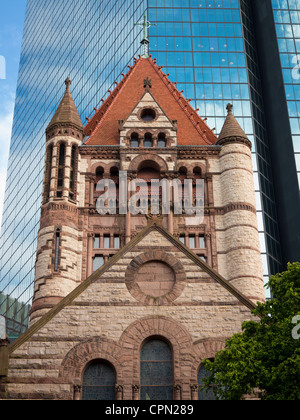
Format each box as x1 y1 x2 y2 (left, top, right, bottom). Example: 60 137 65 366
0 102 14 229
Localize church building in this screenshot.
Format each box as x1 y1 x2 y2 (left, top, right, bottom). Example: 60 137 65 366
0 54 265 400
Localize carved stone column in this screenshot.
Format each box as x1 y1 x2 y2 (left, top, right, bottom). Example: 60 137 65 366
73 384 82 400
115 385 123 400
191 384 198 400
174 384 182 400
132 385 140 400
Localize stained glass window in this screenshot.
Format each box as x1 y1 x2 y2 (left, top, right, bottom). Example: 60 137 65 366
198 364 217 401
140 339 173 401
82 361 116 401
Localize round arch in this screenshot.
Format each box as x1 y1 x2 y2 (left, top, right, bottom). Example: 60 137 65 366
59 337 123 385
129 154 168 173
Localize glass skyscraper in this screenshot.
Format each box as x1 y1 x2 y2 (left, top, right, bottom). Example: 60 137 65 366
272 0 300 187
1 0 299 337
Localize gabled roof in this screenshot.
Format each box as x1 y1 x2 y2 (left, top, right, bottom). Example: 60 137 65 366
5 222 258 358
84 56 217 146
47 77 83 132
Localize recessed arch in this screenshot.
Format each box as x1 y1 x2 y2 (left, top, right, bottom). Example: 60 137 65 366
129 154 168 173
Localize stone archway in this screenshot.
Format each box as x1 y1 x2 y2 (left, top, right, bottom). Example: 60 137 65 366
129 153 168 173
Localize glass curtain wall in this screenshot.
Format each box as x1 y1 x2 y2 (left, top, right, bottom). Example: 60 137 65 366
148 0 281 297
271 0 300 188
0 0 147 336
1 0 287 336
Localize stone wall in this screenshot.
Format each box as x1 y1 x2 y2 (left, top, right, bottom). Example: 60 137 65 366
3 228 258 400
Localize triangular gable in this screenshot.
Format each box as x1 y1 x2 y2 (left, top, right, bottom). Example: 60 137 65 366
6 222 258 357
119 89 177 146
121 90 175 131
84 57 217 146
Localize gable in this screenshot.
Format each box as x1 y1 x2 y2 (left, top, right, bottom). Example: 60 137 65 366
119 90 177 147
6 222 257 358
84 57 217 146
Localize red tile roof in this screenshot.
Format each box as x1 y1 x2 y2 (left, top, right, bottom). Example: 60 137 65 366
84 56 217 146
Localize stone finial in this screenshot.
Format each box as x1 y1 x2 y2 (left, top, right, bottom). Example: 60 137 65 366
65 77 71 92
217 103 250 147
46 77 83 135
226 103 233 115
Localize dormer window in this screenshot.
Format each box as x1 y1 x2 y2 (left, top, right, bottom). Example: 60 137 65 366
140 108 156 122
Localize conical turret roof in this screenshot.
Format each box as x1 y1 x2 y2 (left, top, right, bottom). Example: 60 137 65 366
218 104 248 143
47 77 83 132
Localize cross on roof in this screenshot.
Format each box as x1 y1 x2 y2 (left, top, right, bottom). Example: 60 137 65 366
134 12 157 58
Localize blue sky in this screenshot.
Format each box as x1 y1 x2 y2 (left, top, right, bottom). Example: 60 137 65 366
0 0 26 227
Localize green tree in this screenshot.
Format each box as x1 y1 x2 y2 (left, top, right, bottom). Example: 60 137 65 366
202 262 300 400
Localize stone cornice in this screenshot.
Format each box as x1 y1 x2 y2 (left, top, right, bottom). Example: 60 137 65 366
217 136 252 150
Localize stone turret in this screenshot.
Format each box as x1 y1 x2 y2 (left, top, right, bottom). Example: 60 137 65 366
217 104 265 303
30 78 84 323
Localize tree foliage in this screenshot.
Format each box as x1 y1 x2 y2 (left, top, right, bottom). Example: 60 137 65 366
202 262 300 400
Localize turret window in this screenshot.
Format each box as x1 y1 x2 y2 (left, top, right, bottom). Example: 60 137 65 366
69 145 77 200
45 144 53 201
54 229 61 271
57 143 65 197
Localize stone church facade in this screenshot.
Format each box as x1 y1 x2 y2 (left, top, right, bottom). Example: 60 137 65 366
0 56 265 400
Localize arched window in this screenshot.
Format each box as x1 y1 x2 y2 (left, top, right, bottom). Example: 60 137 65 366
69 145 77 200
193 166 202 179
54 228 61 272
140 339 173 400
110 166 119 182
57 143 65 197
158 133 166 148
130 133 139 148
82 360 116 400
144 133 153 148
178 166 187 181
45 144 53 201
198 362 217 400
